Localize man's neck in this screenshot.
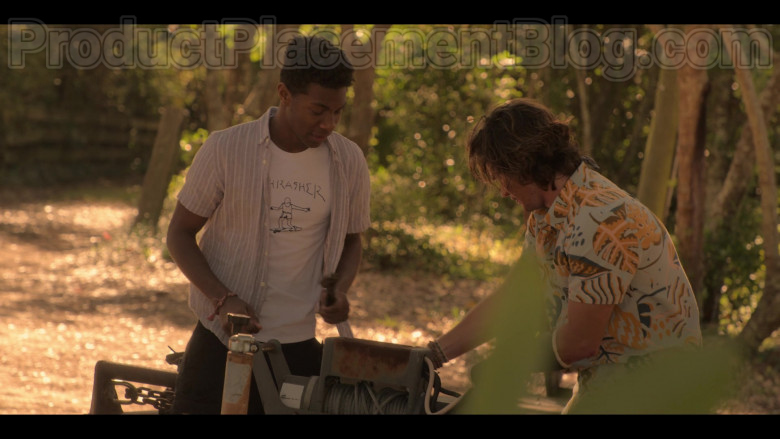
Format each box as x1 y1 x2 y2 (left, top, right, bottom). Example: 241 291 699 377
268 113 305 153
542 174 571 209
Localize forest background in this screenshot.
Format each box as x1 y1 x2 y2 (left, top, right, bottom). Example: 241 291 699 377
1 22 778 414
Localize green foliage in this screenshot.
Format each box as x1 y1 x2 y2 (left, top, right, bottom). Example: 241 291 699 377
459 249 549 413
564 341 742 414
177 128 210 170
5 24 778 345
460 249 743 414
363 217 520 281
1 25 178 117
363 25 533 278
1 24 205 186
362 25 673 280
704 195 765 333
370 28 527 232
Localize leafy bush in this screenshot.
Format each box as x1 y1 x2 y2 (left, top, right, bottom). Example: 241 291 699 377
703 194 765 334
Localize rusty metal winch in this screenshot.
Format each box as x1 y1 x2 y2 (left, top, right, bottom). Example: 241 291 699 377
221 314 459 414
89 314 461 415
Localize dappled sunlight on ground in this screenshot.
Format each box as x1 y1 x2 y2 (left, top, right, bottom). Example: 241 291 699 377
0 190 494 413
0 188 777 414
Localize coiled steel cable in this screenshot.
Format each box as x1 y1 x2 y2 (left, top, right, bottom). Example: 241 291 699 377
324 382 411 414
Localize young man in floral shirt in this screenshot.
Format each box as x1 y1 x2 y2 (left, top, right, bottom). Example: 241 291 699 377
427 98 702 413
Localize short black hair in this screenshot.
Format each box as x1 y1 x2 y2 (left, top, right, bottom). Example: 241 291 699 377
280 35 354 95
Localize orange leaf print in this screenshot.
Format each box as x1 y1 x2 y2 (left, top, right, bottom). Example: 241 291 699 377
608 307 648 350
626 204 662 250
574 181 625 211
552 200 569 220
563 253 611 278
590 204 639 274
553 183 576 219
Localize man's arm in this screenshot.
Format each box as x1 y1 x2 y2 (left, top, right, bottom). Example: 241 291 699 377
553 301 614 366
166 201 261 334
435 288 504 362
433 246 536 365
319 232 362 324
433 296 613 370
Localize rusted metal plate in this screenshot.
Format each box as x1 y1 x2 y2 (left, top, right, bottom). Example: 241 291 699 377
327 338 414 383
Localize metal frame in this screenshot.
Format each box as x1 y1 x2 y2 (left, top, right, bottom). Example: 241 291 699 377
89 360 178 414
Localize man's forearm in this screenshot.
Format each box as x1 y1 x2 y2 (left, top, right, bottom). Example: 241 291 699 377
436 290 502 361
166 227 230 304
332 233 363 294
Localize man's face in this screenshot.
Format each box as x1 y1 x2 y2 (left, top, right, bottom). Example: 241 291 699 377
496 174 546 212
279 83 348 151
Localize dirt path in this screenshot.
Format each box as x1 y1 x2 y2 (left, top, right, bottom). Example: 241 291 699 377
0 189 495 413
0 188 777 414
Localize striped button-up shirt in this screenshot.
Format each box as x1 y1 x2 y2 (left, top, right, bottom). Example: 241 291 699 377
177 107 371 346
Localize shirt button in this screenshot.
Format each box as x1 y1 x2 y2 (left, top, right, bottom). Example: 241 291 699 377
260 282 266 287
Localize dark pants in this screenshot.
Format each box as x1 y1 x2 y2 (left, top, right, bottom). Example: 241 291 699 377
171 321 323 414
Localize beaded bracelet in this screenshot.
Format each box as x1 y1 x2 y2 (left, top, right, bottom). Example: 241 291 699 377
207 292 237 321
427 340 449 369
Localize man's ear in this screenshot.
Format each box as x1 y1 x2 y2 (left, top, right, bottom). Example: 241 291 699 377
277 82 291 105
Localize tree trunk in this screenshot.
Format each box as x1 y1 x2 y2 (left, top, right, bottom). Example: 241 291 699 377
227 24 259 124
341 24 391 156
707 51 780 230
721 30 780 354
572 25 593 156
701 52 779 324
636 33 679 219
589 77 621 159
134 106 187 231
240 24 299 119
663 154 679 222
674 29 710 306
203 26 231 133
205 69 229 133
616 65 657 188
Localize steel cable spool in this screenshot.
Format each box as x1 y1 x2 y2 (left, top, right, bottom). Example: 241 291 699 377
324 382 413 414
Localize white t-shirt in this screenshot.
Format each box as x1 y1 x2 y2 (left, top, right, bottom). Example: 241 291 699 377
259 141 331 342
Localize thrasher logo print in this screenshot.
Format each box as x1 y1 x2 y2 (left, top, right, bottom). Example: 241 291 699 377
270 197 309 233
268 179 326 234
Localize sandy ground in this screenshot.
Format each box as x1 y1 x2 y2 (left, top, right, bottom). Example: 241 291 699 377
0 187 777 414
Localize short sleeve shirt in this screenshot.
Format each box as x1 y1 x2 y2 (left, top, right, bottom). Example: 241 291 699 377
526 163 702 370
176 107 371 346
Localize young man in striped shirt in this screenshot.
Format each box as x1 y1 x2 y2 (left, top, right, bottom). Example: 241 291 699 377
166 35 371 414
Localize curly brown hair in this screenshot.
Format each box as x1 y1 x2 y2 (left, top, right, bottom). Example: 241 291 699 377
467 98 583 190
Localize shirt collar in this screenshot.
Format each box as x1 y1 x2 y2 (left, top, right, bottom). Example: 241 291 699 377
256 106 334 152
533 162 589 231
256 106 277 145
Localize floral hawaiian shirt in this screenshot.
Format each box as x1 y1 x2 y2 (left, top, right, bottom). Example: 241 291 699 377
526 163 702 370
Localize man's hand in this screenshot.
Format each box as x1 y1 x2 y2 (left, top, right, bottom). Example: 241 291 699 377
168 202 261 336
218 296 262 335
425 340 448 369
318 289 350 324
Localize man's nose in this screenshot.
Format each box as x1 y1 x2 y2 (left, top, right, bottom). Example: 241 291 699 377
320 113 337 131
